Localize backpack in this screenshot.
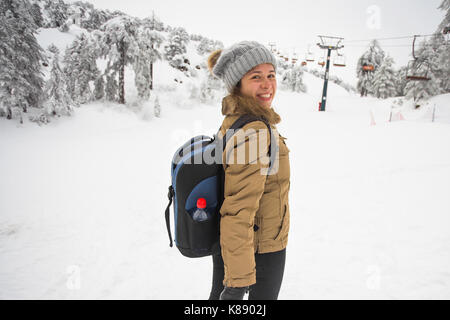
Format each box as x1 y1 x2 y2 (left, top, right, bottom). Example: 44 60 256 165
165 114 277 258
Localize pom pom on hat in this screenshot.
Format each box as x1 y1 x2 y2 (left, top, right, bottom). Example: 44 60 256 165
207 49 222 74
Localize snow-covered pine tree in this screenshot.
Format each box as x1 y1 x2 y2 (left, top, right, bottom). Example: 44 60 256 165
281 65 307 93
372 55 397 99
100 15 140 104
395 66 408 97
196 38 224 56
356 40 385 97
164 27 190 70
64 33 100 105
404 36 442 102
197 69 224 103
43 0 68 28
133 16 165 100
30 1 43 28
0 0 45 120
437 0 449 34
427 33 450 94
144 11 165 31
44 44 73 117
77 3 117 31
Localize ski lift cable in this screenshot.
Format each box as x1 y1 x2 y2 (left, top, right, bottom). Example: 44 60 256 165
345 42 450 48
345 33 436 43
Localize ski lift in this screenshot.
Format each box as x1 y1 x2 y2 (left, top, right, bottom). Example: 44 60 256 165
305 45 315 62
362 64 374 71
405 35 431 81
333 52 346 67
306 53 315 62
291 52 298 64
318 56 325 67
406 60 431 81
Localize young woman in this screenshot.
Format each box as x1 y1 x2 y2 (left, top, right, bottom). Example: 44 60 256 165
206 41 291 300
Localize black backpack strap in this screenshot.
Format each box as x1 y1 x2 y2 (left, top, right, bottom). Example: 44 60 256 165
222 114 277 174
165 185 175 247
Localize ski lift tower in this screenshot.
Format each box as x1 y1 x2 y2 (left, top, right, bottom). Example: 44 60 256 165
316 35 344 111
268 42 277 53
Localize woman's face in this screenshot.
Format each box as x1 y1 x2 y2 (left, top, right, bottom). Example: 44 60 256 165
239 63 277 108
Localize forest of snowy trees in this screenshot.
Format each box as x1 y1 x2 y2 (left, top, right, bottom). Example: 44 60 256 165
0 0 449 124
0 0 225 123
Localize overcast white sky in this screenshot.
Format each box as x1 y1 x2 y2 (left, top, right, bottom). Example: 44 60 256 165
81 0 445 83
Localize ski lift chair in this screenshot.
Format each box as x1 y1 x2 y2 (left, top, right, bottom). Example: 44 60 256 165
362 64 374 71
318 57 325 67
333 53 346 67
405 35 431 81
406 59 431 81
305 52 315 62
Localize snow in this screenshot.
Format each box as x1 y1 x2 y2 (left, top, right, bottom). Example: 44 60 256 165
36 25 86 53
1 67 450 299
1 19 450 300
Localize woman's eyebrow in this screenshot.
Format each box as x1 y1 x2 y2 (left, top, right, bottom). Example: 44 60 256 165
248 69 276 75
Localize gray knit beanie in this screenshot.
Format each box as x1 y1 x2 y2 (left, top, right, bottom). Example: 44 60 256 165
208 41 277 92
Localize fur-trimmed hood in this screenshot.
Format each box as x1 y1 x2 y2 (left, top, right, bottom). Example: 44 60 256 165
221 94 281 125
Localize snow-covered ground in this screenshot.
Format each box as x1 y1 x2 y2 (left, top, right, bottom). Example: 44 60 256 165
1 25 450 299
1 67 450 299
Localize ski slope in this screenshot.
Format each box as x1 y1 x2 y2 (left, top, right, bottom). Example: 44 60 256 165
1 27 450 300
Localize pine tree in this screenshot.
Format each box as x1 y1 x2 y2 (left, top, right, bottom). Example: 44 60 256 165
404 37 442 102
281 65 307 93
0 0 45 120
164 27 189 70
44 44 73 116
437 0 450 34
356 40 385 97
133 16 164 100
100 15 140 104
43 0 68 28
428 33 450 94
395 66 408 97
372 55 397 99
30 2 43 28
64 33 100 105
197 70 224 103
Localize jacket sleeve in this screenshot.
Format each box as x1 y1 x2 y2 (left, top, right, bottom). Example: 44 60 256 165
219 121 271 288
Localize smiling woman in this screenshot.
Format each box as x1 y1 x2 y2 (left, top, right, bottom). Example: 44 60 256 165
206 41 291 301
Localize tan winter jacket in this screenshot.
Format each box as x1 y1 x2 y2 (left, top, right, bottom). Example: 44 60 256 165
217 94 291 288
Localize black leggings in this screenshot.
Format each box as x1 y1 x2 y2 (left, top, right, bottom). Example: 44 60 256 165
209 249 286 300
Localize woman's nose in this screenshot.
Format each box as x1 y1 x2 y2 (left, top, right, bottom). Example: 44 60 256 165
260 78 271 89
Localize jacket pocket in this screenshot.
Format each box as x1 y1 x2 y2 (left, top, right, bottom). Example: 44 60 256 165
274 204 290 241
279 136 290 153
